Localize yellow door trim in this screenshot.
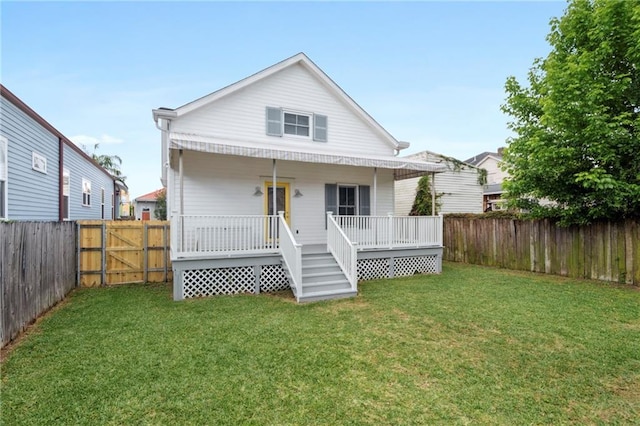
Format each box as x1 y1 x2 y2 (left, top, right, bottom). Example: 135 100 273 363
264 182 290 225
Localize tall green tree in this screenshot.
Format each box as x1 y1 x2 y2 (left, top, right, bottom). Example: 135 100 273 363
87 143 126 182
154 189 167 220
502 0 640 225
409 175 441 216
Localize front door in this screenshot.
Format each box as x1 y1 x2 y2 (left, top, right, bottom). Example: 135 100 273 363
265 182 290 240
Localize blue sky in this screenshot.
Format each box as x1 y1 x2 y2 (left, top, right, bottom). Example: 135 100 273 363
1 1 568 199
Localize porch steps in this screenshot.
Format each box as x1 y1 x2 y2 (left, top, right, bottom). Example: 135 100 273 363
285 252 356 303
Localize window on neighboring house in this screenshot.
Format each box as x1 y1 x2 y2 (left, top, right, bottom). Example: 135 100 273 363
111 193 115 219
82 178 91 206
62 169 70 220
0 135 7 219
266 107 327 142
101 188 105 219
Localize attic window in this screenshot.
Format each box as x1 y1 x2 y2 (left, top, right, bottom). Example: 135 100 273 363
265 107 328 142
284 113 310 137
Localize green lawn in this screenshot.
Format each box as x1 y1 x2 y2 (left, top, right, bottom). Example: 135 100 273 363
2 263 639 425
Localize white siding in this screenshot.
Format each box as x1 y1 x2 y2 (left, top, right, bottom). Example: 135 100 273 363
395 151 483 215
171 63 395 157
169 151 394 245
479 156 508 184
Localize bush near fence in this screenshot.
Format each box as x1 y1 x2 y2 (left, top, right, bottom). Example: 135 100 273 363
1 221 77 348
443 216 640 285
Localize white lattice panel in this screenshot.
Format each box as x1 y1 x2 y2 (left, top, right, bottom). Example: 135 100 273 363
183 266 254 298
358 258 390 281
394 255 438 277
260 265 290 292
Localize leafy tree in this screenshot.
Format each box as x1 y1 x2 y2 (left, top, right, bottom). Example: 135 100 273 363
86 143 126 182
409 175 441 216
154 189 167 220
501 0 640 225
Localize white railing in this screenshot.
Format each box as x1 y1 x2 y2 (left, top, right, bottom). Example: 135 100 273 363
175 215 279 256
327 213 357 290
278 212 302 298
334 214 443 249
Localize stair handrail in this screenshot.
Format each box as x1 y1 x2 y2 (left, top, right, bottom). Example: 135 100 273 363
327 212 357 291
278 211 302 298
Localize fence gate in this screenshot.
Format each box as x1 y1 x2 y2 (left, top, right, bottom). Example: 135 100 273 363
78 220 171 287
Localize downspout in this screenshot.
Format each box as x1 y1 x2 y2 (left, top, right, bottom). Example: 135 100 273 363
58 137 64 221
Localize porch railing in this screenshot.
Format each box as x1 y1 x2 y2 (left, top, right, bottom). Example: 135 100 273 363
334 214 443 249
175 215 279 256
327 213 357 290
278 212 302 298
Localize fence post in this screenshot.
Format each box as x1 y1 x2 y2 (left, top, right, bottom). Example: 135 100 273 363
76 222 81 287
163 223 168 282
101 222 107 287
143 222 148 283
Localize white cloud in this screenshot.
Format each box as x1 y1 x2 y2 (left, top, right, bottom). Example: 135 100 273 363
70 134 124 149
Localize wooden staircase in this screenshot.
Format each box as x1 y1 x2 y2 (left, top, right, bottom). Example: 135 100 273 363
284 250 356 303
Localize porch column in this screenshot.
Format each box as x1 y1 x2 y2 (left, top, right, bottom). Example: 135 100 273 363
272 159 277 216
431 172 436 216
179 149 184 253
373 167 377 216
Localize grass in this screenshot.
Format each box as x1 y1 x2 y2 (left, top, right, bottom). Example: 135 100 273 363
1 262 639 425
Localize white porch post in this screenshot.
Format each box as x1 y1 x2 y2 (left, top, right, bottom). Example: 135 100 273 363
272 159 277 242
179 149 184 253
373 167 377 216
431 172 436 216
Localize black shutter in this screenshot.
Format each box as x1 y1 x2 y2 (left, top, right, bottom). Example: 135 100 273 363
325 184 337 228
359 185 370 216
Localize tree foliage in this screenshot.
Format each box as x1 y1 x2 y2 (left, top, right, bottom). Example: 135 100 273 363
501 0 640 225
409 175 441 216
86 143 126 182
154 189 167 220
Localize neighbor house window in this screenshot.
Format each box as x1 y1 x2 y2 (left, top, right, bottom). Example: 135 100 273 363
82 178 91 206
62 168 70 220
0 135 7 219
32 151 47 174
284 113 310 137
101 188 105 219
266 107 327 141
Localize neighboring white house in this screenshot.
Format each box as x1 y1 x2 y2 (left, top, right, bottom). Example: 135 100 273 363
395 150 483 215
152 53 448 302
134 189 163 220
465 149 507 211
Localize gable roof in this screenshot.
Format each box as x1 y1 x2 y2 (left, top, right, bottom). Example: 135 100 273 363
135 189 164 203
406 150 478 169
465 150 503 167
153 53 402 150
0 84 116 182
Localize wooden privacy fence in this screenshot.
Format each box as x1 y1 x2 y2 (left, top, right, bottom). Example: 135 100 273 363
443 217 640 285
78 220 171 287
1 221 77 347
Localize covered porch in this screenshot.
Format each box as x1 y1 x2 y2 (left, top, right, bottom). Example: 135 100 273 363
167 132 446 302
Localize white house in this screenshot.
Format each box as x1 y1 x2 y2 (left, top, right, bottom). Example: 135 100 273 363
395 150 483 215
134 189 163 220
153 53 446 302
465 149 507 211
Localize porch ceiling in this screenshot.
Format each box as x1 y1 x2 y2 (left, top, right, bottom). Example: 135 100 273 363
169 132 446 177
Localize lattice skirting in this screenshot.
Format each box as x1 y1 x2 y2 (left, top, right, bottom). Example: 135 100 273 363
393 255 439 277
181 264 289 299
357 254 440 281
